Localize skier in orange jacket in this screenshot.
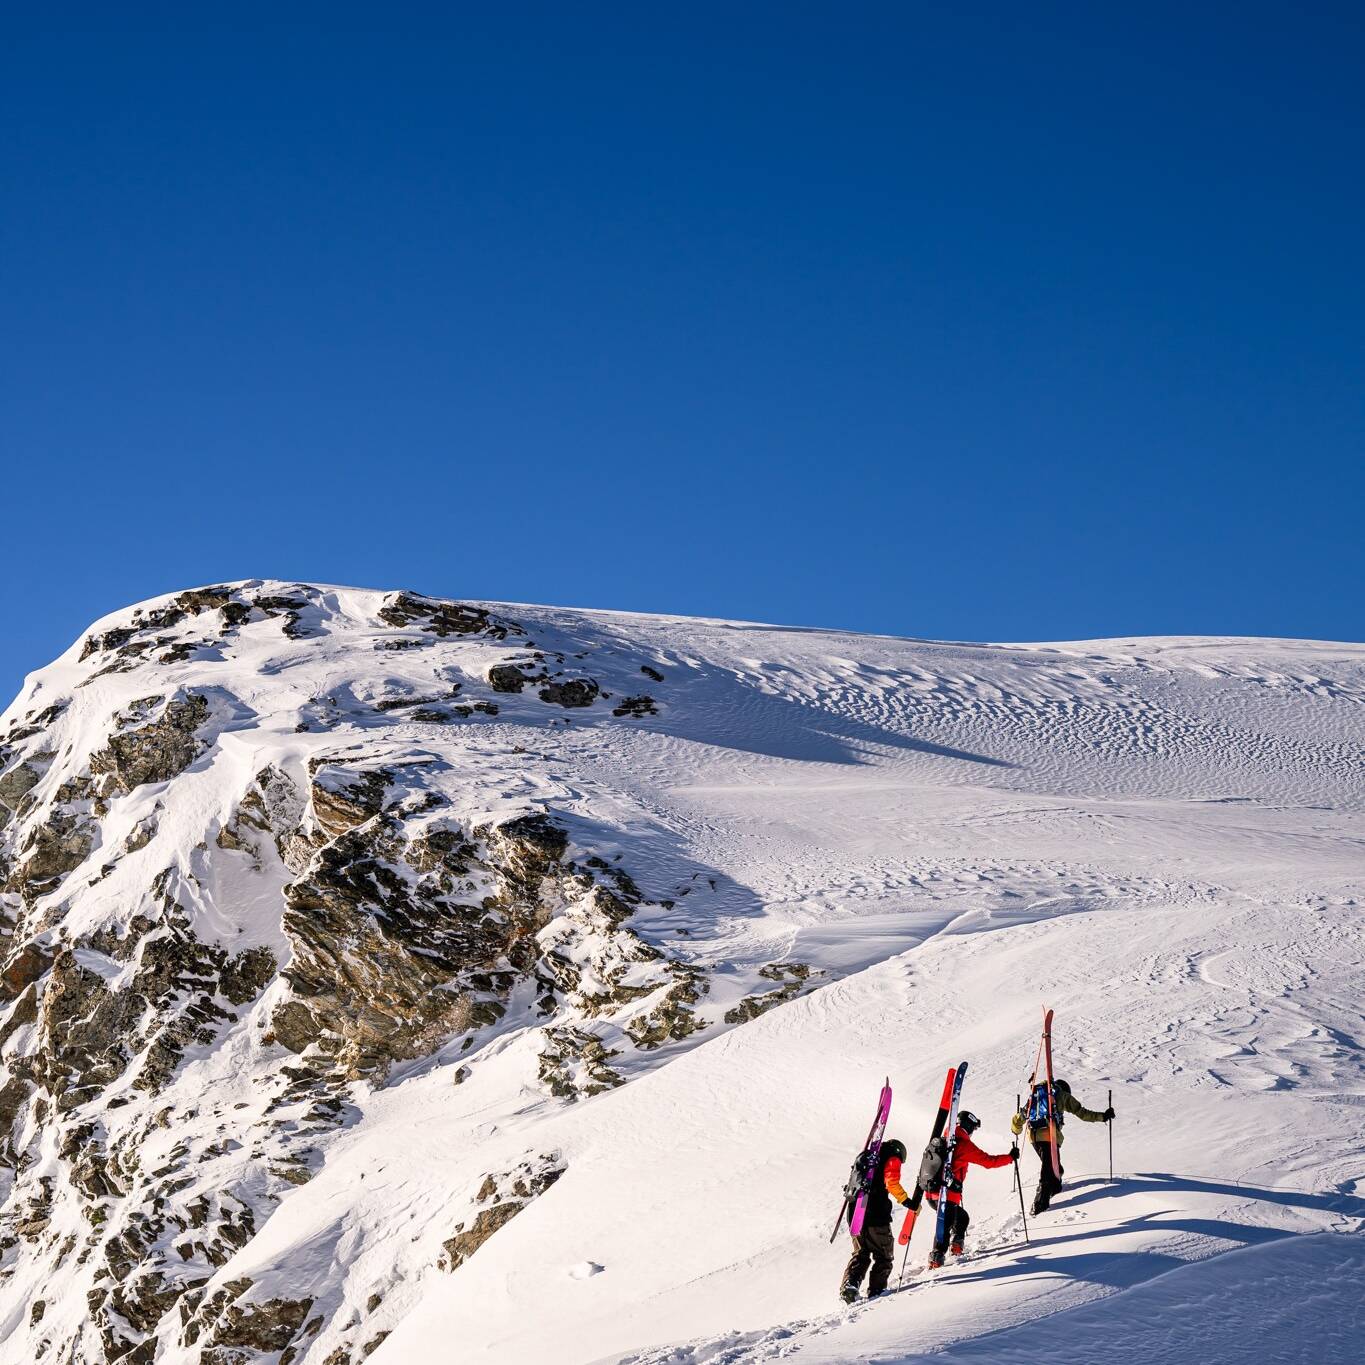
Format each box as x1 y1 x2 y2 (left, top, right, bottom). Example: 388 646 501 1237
839 1139 912 1302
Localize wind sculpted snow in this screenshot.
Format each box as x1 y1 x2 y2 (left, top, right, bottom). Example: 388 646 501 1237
0 583 1361 1363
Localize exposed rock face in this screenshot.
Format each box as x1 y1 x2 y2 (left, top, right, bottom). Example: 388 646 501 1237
0 759 42 814
440 1155 565 1271
539 678 600 708
91 693 210 793
0 581 733 1364
271 790 702 1080
377 591 521 640
186 1279 318 1362
723 962 815 1025
612 694 658 718
15 809 94 887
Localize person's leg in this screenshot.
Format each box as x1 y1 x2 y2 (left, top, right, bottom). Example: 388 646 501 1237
866 1224 896 1295
950 1204 970 1254
840 1234 871 1297
928 1201 951 1266
1031 1140 1056 1213
1030 1141 1048 1213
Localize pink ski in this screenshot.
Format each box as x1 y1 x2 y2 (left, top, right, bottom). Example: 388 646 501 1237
850 1078 893 1237
830 1077 892 1242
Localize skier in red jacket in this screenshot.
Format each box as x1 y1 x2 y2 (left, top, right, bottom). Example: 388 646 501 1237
924 1111 1017 1268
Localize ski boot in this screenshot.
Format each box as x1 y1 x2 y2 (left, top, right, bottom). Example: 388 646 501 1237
926 1251 944 1270
949 1242 965 1258
839 1284 859 1304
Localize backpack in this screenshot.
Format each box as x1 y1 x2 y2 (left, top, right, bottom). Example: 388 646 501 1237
842 1147 879 1204
1026 1081 1053 1127
917 1135 946 1191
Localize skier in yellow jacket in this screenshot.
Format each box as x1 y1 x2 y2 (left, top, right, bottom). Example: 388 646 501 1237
1011 1078 1113 1214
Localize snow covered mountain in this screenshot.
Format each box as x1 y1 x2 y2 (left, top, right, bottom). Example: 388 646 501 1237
0 582 1361 1365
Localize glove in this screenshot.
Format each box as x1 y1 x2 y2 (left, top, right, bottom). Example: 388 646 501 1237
901 1198 914 1208
1009 1144 1020 1161
1103 1106 1116 1122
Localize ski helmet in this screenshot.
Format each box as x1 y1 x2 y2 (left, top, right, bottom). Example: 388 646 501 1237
882 1139 907 1162
957 1110 981 1134
1053 1079 1071 1096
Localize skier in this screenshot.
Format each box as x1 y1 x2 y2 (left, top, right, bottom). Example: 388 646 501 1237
839 1138 911 1302
1011 1078 1114 1214
924 1112 1016 1268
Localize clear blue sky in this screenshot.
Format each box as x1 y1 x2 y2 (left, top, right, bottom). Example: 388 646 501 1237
4 5 1362 703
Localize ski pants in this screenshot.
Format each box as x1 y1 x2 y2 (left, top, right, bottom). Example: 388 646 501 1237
1031 1138 1064 1211
931 1202 969 1257
841 1223 895 1296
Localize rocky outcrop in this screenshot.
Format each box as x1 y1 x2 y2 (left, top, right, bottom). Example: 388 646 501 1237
11 809 94 894
0 581 722 1365
275 806 623 1078
377 592 521 640
0 942 49 1000
439 1154 565 1271
79 585 319 672
612 694 658 718
487 663 603 709
19 908 277 1114
217 764 311 871
0 759 42 816
539 678 599 708
487 663 546 693
308 762 391 841
724 962 815 1025
182 1275 319 1363
90 692 210 793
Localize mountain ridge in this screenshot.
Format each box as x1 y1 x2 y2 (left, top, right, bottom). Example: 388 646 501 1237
1 581 1361 1364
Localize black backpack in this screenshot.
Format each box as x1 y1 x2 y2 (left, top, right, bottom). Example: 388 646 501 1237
842 1147 878 1204
918 1135 946 1190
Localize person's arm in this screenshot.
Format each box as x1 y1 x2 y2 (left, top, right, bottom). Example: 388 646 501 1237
884 1156 910 1204
1061 1091 1107 1124
958 1134 1014 1170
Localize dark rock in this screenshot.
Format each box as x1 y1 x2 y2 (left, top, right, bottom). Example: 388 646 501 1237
13 810 94 887
488 663 542 693
539 679 600 709
0 761 42 812
612 695 658 718
378 592 521 640
724 962 814 1025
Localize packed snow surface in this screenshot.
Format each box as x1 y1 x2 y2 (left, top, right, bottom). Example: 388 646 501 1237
1 583 1362 1364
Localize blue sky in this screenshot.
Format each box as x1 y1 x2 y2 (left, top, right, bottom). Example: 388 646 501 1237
3 5 1362 702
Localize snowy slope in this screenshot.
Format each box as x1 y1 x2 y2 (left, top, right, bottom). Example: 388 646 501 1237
0 583 1361 1364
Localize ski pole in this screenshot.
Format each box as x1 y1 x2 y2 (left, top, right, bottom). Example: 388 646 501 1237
1108 1087 1113 1182
898 1239 910 1288
1013 1093 1020 1195
1013 1151 1029 1244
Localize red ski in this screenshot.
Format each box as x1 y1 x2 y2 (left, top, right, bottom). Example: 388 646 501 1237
1025 1006 1062 1179
898 1066 956 1246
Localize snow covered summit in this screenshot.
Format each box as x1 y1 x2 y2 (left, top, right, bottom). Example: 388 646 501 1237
1 582 1362 1364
